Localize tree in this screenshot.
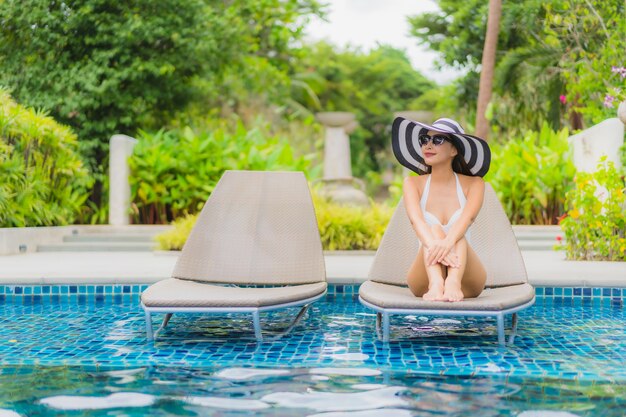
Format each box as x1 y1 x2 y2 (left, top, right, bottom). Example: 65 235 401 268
291 42 435 174
0 0 324 206
408 0 565 134
409 0 625 135
0 0 215 174
196 0 325 119
475 0 501 140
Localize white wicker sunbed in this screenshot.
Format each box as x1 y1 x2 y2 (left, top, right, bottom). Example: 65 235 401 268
141 170 327 341
359 184 535 346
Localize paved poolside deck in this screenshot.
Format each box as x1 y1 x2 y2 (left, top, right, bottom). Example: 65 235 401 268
0 250 624 287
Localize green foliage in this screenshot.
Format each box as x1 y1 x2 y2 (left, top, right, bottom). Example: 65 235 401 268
485 124 575 224
407 84 464 122
190 0 325 120
155 214 197 251
313 193 394 251
545 0 625 125
0 88 91 226
291 42 435 175
560 158 626 261
408 0 549 128
408 0 491 71
129 122 314 224
409 0 625 132
155 192 394 251
0 0 215 171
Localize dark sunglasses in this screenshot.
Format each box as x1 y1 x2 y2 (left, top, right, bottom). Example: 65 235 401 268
418 134 449 146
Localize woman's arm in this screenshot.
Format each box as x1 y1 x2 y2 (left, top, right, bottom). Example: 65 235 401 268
403 176 436 248
425 177 485 266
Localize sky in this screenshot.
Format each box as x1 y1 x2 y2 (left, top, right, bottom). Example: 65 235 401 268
305 0 462 84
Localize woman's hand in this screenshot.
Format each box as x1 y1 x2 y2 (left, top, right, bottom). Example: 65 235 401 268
425 238 457 267
440 252 460 268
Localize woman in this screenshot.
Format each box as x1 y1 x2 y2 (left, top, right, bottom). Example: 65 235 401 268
391 117 492 302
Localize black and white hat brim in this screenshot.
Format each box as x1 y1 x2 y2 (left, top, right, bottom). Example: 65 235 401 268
391 116 491 177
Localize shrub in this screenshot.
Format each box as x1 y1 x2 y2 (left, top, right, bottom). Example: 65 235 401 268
155 214 197 251
155 189 394 251
485 123 575 224
560 158 626 261
313 192 393 251
0 89 91 227
129 122 313 224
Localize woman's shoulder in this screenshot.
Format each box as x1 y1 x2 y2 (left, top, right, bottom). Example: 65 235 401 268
403 174 428 195
404 174 428 185
458 174 484 184
457 174 485 192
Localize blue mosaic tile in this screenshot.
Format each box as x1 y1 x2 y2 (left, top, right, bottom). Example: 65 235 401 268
0 285 624 383
0 288 626 379
6 284 621 301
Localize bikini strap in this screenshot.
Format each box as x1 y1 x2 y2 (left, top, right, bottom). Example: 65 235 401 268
454 173 467 206
420 175 431 209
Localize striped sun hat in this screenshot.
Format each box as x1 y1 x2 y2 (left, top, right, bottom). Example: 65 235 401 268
391 116 491 177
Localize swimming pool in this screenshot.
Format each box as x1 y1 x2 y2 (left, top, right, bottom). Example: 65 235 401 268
0 284 624 416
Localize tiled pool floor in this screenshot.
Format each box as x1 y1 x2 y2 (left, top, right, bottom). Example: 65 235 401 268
0 292 624 382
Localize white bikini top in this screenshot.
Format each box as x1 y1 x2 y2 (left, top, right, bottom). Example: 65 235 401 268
420 173 469 236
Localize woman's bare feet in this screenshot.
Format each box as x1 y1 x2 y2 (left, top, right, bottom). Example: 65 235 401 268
443 277 464 302
422 282 445 301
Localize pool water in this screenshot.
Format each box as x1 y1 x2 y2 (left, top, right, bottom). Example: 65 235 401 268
0 286 624 416
1 366 624 416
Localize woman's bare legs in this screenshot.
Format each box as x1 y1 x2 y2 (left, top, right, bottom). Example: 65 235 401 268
407 224 447 301
407 225 486 301
444 237 487 301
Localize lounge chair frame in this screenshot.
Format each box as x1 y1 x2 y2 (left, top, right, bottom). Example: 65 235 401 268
360 297 534 346
143 291 326 341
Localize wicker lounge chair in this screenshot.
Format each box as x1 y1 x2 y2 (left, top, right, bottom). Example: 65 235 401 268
358 183 535 346
141 170 327 341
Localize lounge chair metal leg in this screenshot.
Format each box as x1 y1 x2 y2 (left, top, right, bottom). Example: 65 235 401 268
252 311 263 341
382 312 390 343
496 314 505 347
283 304 309 334
145 311 154 341
508 313 519 345
154 313 173 339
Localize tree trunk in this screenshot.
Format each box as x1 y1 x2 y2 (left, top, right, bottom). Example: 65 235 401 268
475 0 502 141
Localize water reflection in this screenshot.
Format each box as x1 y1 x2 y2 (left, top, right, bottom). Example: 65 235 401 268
0 366 619 416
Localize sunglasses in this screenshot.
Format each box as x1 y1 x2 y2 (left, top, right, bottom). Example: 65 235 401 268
418 134 449 146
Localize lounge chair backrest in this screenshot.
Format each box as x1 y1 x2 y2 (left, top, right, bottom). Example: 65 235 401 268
368 182 527 288
172 170 326 285
471 183 528 287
